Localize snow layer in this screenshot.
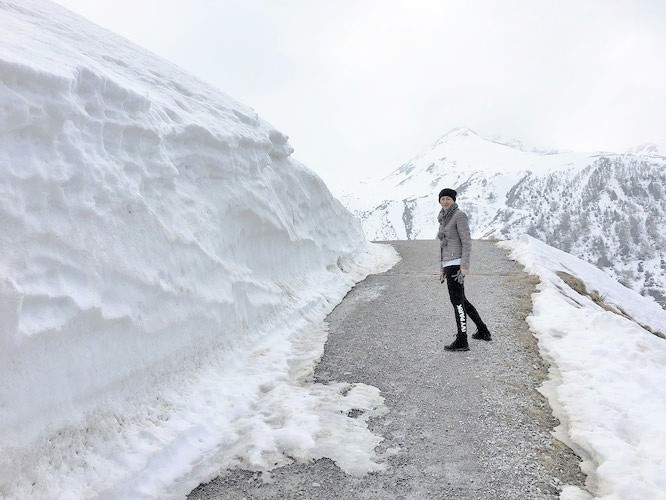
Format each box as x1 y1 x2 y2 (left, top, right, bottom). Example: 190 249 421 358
0 0 399 497
501 236 666 500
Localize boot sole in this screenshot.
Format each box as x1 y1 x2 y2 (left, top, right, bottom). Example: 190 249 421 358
444 346 470 351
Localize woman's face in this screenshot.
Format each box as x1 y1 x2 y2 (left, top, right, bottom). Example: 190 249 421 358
440 196 454 210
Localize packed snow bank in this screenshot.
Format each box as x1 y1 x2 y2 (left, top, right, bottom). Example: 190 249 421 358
0 0 400 497
500 236 666 500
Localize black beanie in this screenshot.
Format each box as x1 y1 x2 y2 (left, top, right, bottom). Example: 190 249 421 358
438 188 457 202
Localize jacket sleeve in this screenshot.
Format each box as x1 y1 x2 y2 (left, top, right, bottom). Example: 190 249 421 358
438 232 443 273
457 212 472 269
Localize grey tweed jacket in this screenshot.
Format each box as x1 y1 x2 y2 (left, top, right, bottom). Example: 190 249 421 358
437 205 472 271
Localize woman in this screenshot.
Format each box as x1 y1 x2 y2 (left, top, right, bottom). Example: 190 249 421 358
437 188 491 351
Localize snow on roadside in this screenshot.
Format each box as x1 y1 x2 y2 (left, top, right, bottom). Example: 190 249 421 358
0 0 400 497
500 235 666 500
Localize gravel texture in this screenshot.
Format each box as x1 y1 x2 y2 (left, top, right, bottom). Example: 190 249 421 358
189 240 587 499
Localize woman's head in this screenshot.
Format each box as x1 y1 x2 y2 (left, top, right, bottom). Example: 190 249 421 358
438 188 457 209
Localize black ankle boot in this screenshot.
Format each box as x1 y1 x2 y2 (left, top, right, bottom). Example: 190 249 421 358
445 335 469 351
472 325 492 341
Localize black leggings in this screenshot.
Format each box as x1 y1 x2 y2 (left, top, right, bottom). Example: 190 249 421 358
444 265 485 336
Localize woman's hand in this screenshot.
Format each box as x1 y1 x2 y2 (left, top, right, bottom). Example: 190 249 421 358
461 267 469 277
439 271 445 283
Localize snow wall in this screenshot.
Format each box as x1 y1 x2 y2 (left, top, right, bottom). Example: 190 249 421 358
0 1 393 496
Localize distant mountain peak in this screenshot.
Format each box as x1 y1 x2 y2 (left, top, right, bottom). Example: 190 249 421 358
440 127 479 139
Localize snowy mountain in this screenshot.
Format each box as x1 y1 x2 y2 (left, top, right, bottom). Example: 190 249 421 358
0 0 397 497
341 128 666 305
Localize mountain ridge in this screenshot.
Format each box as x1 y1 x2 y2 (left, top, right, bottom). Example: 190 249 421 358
341 128 666 305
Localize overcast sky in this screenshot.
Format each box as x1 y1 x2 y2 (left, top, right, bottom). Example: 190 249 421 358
53 0 666 190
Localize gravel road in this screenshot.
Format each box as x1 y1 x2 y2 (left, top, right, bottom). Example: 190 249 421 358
189 240 587 499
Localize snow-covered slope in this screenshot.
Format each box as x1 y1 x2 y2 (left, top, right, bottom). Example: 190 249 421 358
341 128 666 304
502 236 666 500
0 1 398 497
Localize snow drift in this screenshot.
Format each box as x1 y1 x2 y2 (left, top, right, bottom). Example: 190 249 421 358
501 236 666 500
0 0 397 497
